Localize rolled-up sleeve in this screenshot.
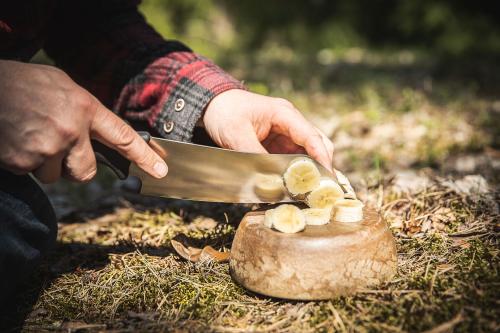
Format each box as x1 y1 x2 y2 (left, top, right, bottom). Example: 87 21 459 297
44 0 245 142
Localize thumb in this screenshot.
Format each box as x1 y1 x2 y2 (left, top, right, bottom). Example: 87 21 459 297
90 103 168 178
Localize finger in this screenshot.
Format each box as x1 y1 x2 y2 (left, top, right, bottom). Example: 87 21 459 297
314 127 334 167
271 108 332 171
90 103 168 178
63 135 97 182
263 133 304 154
32 152 64 183
229 124 268 154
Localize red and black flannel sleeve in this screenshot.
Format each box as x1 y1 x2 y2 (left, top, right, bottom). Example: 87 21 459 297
44 0 245 142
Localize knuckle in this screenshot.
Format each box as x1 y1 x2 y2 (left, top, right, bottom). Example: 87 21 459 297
66 87 95 116
51 117 80 143
273 98 294 109
40 144 59 157
60 125 79 142
135 149 155 167
52 123 80 147
38 135 66 156
11 155 38 173
114 123 135 150
73 91 94 111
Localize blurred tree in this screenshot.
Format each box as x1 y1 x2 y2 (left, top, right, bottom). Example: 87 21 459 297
220 0 500 56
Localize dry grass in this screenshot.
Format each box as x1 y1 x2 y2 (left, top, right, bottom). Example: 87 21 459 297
18 170 499 332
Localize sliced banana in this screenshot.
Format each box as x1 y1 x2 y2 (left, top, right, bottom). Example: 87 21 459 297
333 199 364 223
263 208 274 228
302 207 332 225
306 178 344 208
283 158 321 196
270 204 306 233
334 169 357 199
254 173 285 201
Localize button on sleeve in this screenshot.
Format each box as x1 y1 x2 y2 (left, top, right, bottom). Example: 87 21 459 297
174 98 185 112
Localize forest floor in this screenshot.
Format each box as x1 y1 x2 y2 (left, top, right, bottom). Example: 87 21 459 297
7 48 500 332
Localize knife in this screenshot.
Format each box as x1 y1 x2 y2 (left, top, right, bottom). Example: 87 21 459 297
92 131 335 204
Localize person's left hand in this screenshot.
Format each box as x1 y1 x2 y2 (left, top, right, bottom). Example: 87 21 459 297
203 89 334 171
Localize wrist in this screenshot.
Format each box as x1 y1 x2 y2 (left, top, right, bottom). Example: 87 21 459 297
201 88 247 128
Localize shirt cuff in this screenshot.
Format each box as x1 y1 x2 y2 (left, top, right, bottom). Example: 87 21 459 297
115 51 246 142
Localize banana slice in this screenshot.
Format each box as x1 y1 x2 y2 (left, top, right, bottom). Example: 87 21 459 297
283 158 321 196
333 169 357 199
333 199 364 223
303 207 332 225
254 173 285 201
270 204 306 233
306 178 344 208
263 208 275 228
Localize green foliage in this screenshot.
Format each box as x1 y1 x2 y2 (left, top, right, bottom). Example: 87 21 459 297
140 0 500 59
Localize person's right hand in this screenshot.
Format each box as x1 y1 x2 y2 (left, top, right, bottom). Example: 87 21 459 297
0 60 168 183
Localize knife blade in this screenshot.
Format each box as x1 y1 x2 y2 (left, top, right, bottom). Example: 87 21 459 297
92 132 335 203
129 136 334 203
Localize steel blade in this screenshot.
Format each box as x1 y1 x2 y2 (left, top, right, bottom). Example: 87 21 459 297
128 137 333 203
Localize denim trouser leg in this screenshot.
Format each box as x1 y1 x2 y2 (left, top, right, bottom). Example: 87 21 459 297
0 169 57 305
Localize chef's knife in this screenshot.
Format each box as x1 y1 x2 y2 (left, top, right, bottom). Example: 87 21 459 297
92 132 334 204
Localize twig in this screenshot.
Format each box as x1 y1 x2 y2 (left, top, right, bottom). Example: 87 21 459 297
327 302 347 333
420 312 463 333
429 268 439 295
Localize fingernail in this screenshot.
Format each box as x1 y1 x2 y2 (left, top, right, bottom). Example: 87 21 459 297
154 161 168 178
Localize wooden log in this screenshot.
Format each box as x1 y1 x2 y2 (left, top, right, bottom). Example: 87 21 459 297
230 208 397 300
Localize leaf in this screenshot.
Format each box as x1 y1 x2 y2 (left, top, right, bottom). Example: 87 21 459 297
200 246 231 262
171 240 230 263
171 239 202 262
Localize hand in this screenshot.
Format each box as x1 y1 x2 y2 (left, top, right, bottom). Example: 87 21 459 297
0 60 168 183
203 89 334 171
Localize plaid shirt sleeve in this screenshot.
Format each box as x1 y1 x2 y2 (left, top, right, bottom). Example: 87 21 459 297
44 0 245 142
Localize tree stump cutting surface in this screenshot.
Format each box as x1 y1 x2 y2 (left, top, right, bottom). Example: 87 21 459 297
230 208 397 300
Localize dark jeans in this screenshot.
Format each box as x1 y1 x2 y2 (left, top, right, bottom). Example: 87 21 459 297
0 169 57 307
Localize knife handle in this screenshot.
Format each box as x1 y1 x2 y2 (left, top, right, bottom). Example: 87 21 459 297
91 131 151 180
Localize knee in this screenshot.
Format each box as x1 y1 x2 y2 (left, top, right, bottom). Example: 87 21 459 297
0 190 57 262
0 171 57 298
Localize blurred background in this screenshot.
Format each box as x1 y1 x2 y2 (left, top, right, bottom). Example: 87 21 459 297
37 0 500 215
141 0 500 177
